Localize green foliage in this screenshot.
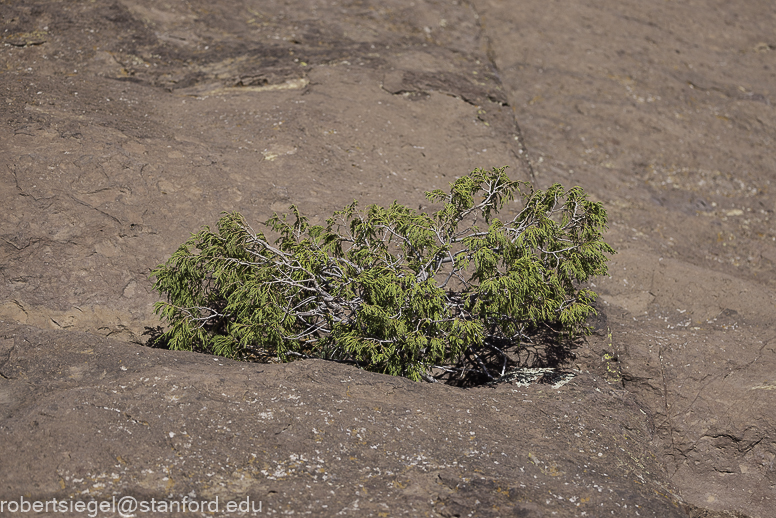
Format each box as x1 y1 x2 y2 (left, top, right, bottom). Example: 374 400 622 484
150 167 615 381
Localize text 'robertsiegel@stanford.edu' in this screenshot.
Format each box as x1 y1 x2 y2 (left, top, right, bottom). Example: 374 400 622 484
0 496 264 516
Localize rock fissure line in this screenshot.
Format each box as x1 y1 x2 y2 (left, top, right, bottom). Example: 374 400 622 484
657 340 679 476
464 0 536 182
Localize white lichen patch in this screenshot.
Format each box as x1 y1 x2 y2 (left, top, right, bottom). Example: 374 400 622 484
490 368 576 388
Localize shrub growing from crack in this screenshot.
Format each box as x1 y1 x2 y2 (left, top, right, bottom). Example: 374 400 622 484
150 167 614 381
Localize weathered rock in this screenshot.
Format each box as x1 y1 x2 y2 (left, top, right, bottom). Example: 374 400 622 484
1 322 686 516
2 0 775 516
0 0 526 342
471 0 776 515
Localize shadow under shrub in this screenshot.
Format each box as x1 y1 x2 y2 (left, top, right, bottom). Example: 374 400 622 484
150 167 614 382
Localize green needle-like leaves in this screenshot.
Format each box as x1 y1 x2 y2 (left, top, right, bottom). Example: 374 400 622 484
150 167 615 381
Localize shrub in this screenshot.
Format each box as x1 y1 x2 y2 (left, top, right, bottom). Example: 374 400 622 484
150 167 614 381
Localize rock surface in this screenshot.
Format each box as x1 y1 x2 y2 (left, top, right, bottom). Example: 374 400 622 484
1 0 774 516
470 1 776 515
1 322 687 517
